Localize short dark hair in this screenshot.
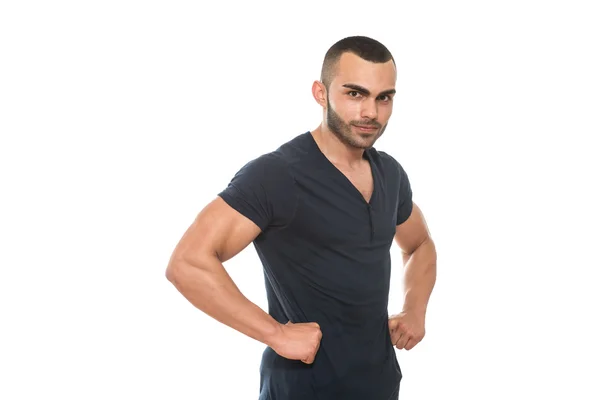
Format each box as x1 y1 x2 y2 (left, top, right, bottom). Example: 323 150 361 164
320 36 395 89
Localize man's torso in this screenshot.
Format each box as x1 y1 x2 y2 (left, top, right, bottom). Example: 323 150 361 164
220 131 408 399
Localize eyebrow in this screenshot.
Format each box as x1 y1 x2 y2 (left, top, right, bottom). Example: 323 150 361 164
342 83 396 97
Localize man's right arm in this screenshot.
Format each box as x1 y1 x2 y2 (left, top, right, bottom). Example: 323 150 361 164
165 197 321 363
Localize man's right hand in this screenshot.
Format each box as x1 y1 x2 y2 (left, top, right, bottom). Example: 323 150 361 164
270 321 323 364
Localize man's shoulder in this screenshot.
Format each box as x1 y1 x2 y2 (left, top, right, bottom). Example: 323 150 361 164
274 131 313 157
252 131 312 166
236 131 311 177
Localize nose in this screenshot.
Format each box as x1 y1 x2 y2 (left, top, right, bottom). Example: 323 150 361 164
360 98 378 120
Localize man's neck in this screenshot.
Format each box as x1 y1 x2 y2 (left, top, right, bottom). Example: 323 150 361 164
311 125 365 169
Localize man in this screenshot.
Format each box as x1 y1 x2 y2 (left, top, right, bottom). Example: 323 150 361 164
166 36 437 399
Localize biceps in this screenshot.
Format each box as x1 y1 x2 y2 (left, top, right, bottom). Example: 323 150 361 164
172 197 262 266
394 202 431 255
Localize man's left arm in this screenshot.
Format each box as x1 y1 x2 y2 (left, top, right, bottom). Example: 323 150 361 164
389 202 437 351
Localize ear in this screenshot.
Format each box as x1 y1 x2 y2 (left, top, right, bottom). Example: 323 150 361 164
311 80 327 108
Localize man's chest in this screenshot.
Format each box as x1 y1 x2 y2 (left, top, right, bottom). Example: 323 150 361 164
331 161 374 203
287 175 398 249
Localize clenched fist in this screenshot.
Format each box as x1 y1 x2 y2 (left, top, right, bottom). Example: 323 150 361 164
271 321 322 364
388 311 425 351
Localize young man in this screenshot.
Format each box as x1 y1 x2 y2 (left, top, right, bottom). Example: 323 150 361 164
166 36 437 399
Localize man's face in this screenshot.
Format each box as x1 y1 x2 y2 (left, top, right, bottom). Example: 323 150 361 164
325 52 397 150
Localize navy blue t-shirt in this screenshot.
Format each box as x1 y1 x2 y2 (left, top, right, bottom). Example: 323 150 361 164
218 131 413 400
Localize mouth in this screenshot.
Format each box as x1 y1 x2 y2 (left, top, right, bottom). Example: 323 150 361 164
352 124 379 133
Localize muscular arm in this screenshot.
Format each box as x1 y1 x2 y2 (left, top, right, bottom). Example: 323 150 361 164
165 197 281 347
395 202 437 314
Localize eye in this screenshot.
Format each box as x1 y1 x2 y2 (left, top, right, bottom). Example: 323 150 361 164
348 91 362 98
378 95 391 102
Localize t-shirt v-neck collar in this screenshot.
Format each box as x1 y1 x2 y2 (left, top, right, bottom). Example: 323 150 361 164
306 131 377 206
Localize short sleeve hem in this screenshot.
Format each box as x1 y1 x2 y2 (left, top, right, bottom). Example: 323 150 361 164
396 199 413 226
218 185 269 231
217 153 297 233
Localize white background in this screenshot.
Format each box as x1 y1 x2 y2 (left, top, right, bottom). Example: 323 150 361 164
1 1 599 399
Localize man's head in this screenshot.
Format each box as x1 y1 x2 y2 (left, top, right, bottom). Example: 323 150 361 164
314 36 397 150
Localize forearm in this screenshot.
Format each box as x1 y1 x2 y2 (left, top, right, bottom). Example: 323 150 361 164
166 257 281 347
401 237 437 314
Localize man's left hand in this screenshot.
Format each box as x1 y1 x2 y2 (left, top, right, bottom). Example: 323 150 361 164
388 311 426 351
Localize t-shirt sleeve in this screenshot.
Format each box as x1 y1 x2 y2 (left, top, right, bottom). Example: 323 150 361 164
217 153 297 232
396 160 413 226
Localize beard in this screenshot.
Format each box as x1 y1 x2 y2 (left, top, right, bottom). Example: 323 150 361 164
326 96 387 150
